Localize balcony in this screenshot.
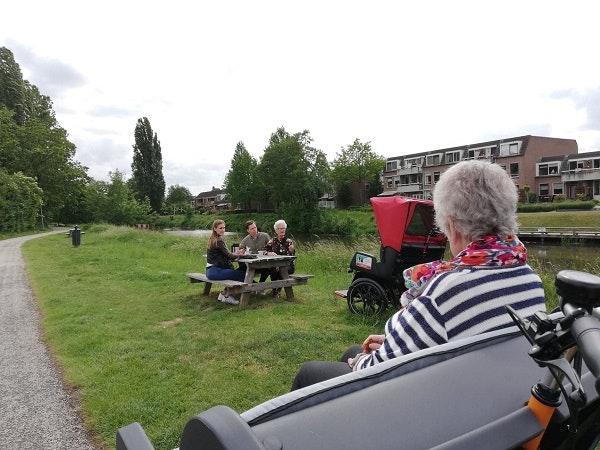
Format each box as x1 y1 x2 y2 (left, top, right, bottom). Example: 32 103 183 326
395 165 422 176
561 168 600 182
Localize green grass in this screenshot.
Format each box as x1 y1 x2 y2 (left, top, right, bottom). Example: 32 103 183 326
518 210 600 228
22 226 385 449
19 217 600 449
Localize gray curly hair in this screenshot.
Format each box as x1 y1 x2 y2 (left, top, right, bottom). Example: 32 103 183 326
274 219 287 231
433 160 519 240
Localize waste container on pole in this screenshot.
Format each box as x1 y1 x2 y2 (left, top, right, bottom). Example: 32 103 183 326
71 225 81 247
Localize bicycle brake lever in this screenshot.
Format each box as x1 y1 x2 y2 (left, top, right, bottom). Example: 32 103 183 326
534 356 587 409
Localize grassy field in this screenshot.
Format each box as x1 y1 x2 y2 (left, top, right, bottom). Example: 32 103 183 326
517 210 600 228
15 211 600 449
22 226 385 449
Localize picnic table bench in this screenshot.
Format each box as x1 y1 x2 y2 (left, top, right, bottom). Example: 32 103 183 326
186 255 313 306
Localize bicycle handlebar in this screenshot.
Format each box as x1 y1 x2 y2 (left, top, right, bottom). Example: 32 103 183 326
567 310 600 395
554 271 600 394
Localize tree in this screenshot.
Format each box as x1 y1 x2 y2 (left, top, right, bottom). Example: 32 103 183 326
0 48 90 223
0 169 43 232
0 47 26 125
331 139 385 206
165 184 192 213
523 185 531 204
224 141 259 210
130 117 165 213
258 127 329 231
85 170 151 225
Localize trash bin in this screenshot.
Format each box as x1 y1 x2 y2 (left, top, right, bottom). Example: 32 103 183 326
71 225 81 247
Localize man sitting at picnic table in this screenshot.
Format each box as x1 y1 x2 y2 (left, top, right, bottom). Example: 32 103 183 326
239 220 271 283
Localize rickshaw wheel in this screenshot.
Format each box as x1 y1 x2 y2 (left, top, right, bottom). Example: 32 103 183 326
347 278 387 316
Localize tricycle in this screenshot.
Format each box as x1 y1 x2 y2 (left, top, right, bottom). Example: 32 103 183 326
335 195 447 316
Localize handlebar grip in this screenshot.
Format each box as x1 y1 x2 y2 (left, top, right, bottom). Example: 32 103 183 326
570 314 600 394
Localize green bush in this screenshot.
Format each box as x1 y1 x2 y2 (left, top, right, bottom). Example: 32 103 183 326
517 200 596 213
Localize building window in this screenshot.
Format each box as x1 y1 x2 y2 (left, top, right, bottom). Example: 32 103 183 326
553 183 563 195
409 173 421 185
386 178 393 189
424 174 432 185
386 160 398 171
509 163 519 178
537 162 559 176
445 151 461 163
404 157 421 168
499 141 521 156
569 160 585 171
467 146 492 159
433 171 440 183
426 154 442 166
539 184 549 196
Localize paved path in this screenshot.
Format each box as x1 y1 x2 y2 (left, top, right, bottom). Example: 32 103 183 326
0 230 98 449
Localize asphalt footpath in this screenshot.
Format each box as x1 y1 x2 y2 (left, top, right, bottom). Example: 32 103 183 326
0 230 98 449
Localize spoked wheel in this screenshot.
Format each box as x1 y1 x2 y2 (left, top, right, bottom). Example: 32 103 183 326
347 278 387 316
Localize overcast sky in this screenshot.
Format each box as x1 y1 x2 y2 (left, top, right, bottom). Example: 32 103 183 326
2 1 600 195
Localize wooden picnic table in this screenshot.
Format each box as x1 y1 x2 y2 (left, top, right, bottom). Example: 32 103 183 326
186 254 313 306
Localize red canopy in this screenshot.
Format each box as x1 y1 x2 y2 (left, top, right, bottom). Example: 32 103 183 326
371 196 446 253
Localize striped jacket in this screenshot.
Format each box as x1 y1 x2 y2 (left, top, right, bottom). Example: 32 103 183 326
355 264 546 370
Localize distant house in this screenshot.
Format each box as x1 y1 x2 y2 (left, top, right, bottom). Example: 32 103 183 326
318 193 336 209
191 187 230 210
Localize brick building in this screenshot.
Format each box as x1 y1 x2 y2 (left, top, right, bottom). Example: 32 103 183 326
382 135 599 201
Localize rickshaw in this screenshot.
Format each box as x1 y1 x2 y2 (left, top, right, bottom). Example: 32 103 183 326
336 195 447 316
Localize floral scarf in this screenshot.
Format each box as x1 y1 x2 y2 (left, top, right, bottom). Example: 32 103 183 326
400 234 527 307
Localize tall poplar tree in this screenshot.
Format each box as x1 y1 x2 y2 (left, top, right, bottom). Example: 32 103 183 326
130 117 165 212
224 141 259 210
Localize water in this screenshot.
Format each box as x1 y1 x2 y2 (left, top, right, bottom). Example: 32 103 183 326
166 230 238 238
525 242 600 273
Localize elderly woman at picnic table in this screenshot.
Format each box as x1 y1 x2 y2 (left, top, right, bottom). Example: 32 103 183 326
264 219 295 296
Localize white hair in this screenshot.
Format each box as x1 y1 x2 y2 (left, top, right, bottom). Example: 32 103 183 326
274 219 287 230
433 160 518 240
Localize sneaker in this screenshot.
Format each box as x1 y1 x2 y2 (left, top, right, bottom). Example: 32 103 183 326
217 293 227 302
222 295 240 305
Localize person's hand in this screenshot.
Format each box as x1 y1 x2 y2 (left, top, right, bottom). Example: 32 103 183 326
362 334 385 353
288 244 294 253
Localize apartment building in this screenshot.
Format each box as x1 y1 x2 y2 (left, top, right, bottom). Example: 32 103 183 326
381 135 600 201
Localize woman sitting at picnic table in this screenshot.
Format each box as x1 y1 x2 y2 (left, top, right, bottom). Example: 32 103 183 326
206 219 245 305
264 219 295 297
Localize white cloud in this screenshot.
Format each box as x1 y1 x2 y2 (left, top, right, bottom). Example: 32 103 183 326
2 1 600 195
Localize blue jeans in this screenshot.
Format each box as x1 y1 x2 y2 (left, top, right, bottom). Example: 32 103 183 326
206 266 245 282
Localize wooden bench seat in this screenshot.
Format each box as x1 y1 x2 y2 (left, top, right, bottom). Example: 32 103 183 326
186 273 245 287
186 269 314 306
186 273 247 295
289 273 314 280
